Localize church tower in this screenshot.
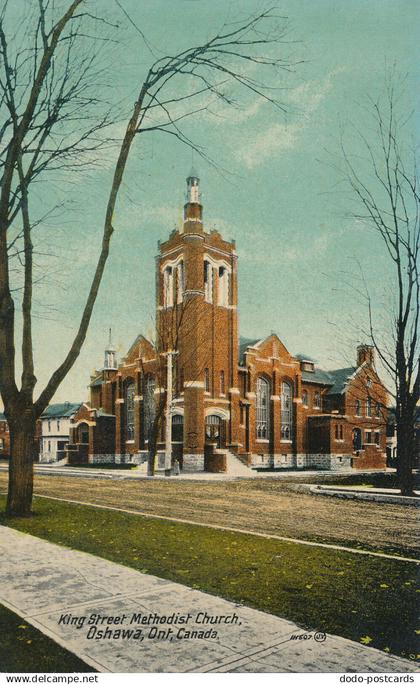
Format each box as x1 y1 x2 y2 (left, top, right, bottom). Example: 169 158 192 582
156 172 240 470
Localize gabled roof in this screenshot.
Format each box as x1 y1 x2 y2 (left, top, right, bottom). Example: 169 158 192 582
326 367 357 395
239 336 262 364
41 402 82 419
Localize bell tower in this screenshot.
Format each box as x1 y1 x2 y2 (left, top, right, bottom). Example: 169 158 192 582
156 173 239 470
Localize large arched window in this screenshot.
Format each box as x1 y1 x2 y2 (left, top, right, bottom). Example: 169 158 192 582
143 374 156 442
125 380 135 441
281 381 293 441
256 377 270 440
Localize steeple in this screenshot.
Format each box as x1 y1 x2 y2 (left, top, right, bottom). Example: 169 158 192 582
104 328 117 370
183 168 203 229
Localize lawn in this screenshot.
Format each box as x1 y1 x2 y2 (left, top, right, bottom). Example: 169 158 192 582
0 495 418 662
0 603 96 673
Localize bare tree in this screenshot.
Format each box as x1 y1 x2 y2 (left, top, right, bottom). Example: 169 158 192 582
0 0 295 514
340 77 419 495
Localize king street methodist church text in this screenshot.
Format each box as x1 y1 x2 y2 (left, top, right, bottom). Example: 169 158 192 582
58 611 242 641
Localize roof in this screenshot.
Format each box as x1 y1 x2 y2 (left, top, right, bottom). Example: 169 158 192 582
302 368 333 385
295 353 318 363
90 376 104 387
326 367 357 395
95 409 115 418
239 336 262 364
41 402 82 419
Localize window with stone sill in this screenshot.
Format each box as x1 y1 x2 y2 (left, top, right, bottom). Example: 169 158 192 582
302 389 308 407
124 381 135 441
355 399 362 416
314 391 321 409
256 376 270 440
281 381 293 441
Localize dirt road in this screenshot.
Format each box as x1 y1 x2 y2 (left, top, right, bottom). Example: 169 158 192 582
0 473 417 555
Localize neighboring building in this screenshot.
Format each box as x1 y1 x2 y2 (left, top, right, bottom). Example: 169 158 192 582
67 172 388 472
39 402 82 463
0 413 10 459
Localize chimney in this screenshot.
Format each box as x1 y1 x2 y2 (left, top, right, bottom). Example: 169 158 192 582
357 344 375 367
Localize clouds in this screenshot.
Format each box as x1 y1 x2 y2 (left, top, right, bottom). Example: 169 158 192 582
234 68 344 169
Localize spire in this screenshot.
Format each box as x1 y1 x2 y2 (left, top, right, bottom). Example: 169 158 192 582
183 169 203 229
104 328 117 370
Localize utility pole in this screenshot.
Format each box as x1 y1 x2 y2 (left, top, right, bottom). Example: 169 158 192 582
164 350 177 476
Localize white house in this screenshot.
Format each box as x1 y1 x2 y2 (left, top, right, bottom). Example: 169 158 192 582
39 402 82 463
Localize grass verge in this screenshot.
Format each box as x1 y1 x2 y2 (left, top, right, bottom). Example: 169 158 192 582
1 495 419 663
0 603 95 673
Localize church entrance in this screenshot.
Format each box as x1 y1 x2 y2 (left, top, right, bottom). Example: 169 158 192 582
205 415 226 449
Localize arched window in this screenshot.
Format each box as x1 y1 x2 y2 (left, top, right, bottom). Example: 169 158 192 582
204 260 213 303
125 380 135 441
256 377 270 440
218 266 229 307
163 266 173 307
314 391 321 409
172 414 184 443
302 389 308 407
143 375 156 442
78 422 89 444
177 261 185 304
281 381 293 440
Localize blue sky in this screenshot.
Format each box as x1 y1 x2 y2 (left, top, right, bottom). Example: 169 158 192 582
6 0 419 404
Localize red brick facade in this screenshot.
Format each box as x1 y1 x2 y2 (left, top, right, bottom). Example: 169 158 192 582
72 173 388 472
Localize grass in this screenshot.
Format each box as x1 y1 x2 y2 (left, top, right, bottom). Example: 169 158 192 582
0 495 419 662
0 603 95 673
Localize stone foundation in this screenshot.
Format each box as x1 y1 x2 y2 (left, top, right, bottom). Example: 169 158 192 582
250 452 352 471
182 453 205 472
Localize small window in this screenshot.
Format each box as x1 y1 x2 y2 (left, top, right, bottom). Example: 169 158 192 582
220 370 225 395
48 419 51 432
365 430 372 444
57 420 60 431
366 398 372 417
302 389 308 407
204 368 210 393
355 399 361 417
314 391 321 409
376 402 381 417
374 431 380 445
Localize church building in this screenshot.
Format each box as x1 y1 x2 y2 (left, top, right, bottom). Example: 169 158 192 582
67 172 388 473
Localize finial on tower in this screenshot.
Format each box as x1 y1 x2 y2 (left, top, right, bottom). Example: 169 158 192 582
104 328 117 370
183 169 203 228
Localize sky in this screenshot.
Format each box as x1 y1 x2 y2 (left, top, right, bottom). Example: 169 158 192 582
3 0 420 405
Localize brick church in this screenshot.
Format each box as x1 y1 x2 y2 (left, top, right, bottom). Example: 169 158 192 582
67 172 388 473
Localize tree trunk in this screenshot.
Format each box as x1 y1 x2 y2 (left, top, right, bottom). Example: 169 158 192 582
147 424 157 477
396 416 415 497
6 417 36 516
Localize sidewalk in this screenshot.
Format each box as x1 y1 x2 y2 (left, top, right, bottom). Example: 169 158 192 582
0 526 416 673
